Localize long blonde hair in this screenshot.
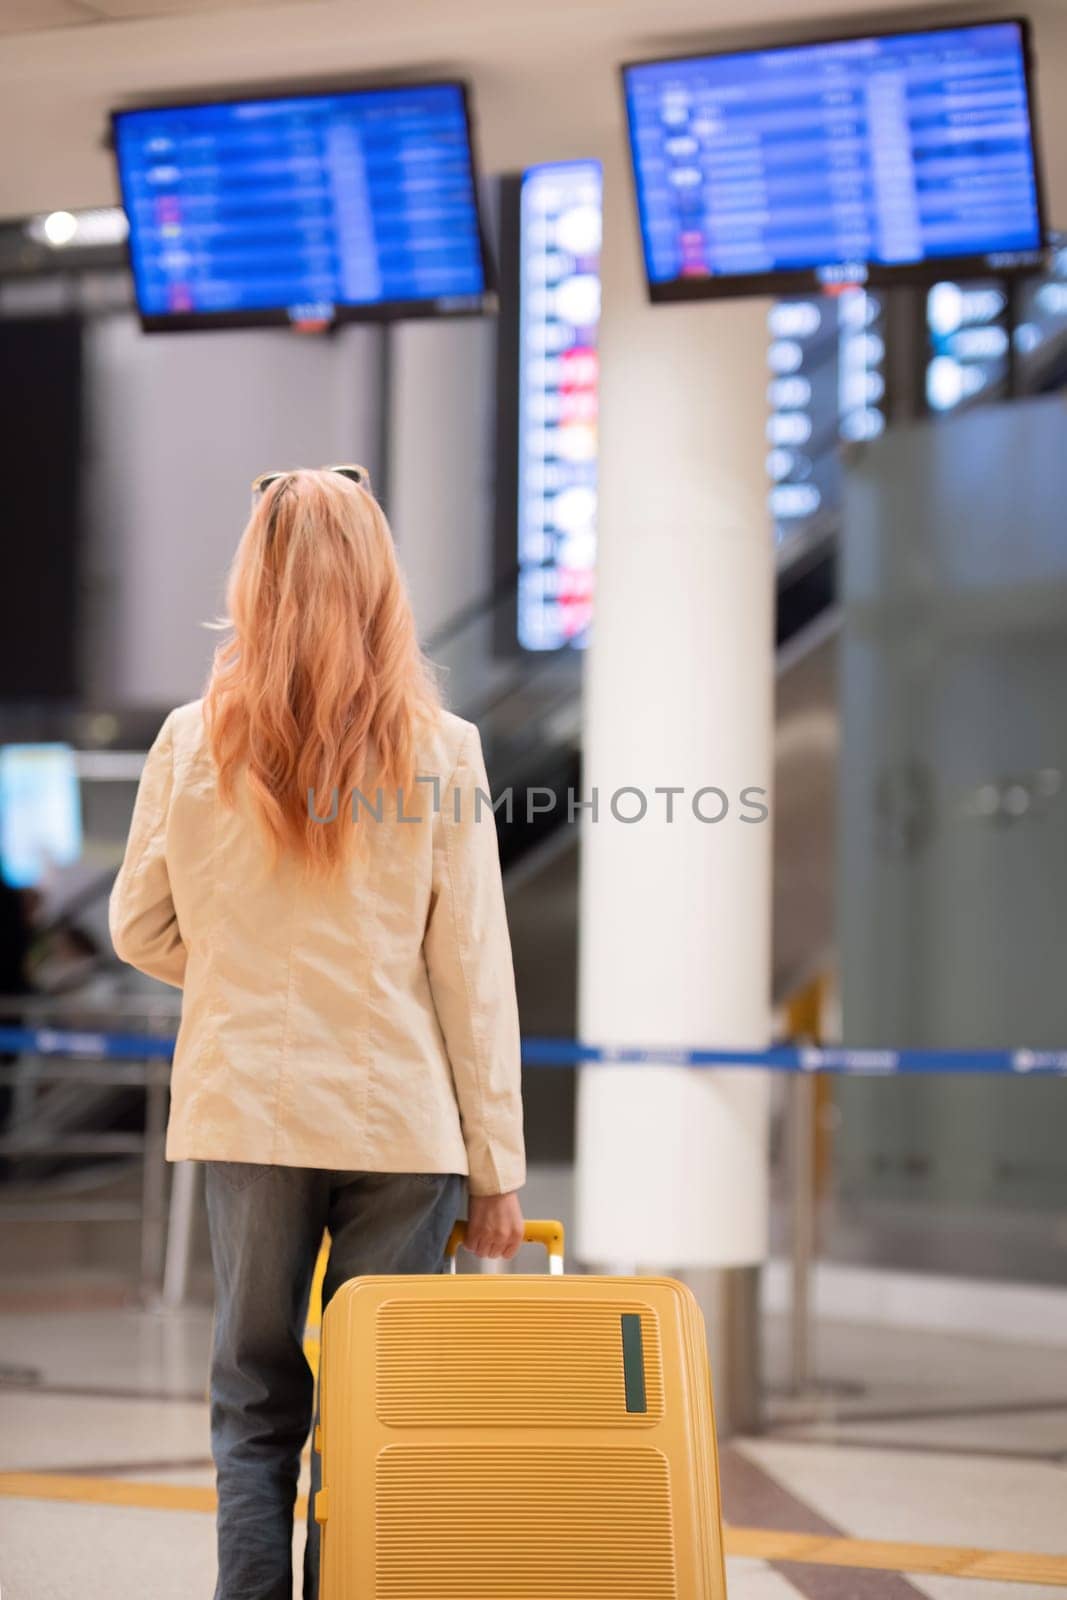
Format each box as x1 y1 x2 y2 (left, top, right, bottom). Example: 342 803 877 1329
205 469 440 876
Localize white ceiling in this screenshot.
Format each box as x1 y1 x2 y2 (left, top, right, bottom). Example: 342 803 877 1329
0 0 316 34
0 0 1063 219
0 0 933 40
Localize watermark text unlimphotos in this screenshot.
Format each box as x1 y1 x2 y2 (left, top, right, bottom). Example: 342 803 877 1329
308 782 770 826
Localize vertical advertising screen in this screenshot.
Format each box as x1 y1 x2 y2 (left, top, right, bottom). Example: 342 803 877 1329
767 290 885 550
926 281 1011 412
516 161 602 651
922 246 1067 414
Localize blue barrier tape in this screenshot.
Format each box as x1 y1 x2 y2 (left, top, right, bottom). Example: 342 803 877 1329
1 1026 1066 1075
523 1039 1067 1075
0 1027 176 1061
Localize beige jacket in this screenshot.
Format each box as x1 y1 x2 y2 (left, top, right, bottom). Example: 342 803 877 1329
109 700 525 1196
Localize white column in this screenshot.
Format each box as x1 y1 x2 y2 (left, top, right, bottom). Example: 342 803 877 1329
575 151 774 1270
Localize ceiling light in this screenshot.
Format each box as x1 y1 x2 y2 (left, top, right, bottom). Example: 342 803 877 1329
26 207 129 250
43 210 78 246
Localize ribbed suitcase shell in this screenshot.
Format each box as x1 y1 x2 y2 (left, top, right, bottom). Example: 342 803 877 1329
316 1271 727 1599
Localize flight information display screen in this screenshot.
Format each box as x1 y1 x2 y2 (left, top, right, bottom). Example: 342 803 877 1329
623 20 1046 301
113 82 491 329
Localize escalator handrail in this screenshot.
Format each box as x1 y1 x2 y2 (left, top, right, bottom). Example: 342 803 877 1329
423 564 521 655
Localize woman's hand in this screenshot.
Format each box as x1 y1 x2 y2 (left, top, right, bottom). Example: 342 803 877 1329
465 1191 524 1261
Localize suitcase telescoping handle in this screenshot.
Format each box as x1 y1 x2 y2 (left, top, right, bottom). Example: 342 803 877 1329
446 1218 565 1275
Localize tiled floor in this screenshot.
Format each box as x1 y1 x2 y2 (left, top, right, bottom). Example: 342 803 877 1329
1 1287 1065 1600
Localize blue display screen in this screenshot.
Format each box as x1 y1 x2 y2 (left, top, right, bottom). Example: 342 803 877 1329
113 82 489 326
623 21 1044 296
0 744 82 890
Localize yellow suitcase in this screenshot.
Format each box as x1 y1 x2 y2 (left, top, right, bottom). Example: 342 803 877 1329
315 1219 728 1599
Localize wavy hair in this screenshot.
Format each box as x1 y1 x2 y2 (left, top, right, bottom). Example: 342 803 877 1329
205 469 440 876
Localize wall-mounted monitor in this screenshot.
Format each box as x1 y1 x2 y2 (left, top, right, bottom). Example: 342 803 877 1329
622 19 1046 302
112 81 492 330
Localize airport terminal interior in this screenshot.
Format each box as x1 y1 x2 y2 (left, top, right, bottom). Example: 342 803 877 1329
1 0 1066 1596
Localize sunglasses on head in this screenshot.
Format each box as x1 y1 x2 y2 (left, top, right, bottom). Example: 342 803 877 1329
251 463 372 502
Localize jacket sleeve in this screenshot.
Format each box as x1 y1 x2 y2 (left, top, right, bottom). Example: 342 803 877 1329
424 724 526 1197
108 714 187 989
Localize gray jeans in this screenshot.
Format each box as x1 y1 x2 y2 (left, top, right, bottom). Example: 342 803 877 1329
204 1162 464 1600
